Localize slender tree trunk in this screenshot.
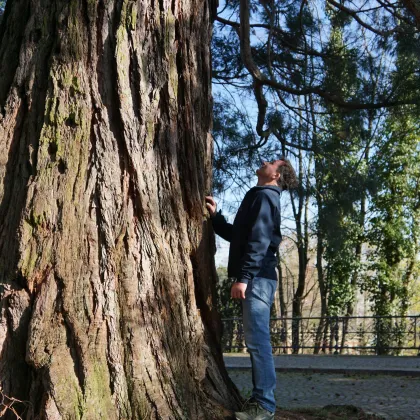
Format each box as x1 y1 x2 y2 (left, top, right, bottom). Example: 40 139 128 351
340 134 369 353
0 0 241 418
273 265 282 319
276 254 288 353
290 146 306 354
314 227 328 354
310 111 328 354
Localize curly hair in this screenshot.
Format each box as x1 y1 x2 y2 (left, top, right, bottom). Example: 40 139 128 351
276 158 299 191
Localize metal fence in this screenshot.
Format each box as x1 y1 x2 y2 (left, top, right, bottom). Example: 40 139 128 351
221 315 420 355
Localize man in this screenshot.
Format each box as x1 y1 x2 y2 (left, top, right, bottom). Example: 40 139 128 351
206 158 297 420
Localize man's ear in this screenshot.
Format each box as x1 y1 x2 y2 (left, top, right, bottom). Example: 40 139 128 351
273 172 281 181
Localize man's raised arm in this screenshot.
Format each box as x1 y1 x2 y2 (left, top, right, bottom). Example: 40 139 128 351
205 196 233 242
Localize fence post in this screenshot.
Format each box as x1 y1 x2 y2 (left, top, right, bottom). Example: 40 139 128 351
334 316 339 355
292 317 300 354
227 319 232 353
328 317 334 354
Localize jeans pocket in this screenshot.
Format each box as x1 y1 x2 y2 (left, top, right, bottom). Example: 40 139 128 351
252 279 274 306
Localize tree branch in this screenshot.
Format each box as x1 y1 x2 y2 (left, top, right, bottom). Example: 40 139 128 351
221 0 420 143
273 129 314 152
326 0 401 35
215 15 332 58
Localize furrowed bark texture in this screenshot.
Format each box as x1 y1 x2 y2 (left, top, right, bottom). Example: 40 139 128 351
0 0 240 418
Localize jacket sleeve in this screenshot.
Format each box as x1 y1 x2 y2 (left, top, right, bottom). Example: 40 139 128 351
211 211 233 242
238 193 276 284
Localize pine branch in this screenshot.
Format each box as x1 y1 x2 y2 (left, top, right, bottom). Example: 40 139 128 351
326 0 401 36
236 0 420 140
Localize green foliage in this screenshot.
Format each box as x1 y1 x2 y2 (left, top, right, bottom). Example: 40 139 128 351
364 22 420 326
315 11 365 317
212 33 244 81
366 113 420 315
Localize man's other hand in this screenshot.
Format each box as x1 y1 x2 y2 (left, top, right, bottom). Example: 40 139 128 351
205 196 217 217
231 282 247 300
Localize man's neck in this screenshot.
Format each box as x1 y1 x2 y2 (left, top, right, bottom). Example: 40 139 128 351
256 180 278 187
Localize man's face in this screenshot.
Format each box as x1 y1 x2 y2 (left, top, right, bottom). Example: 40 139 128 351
256 160 284 180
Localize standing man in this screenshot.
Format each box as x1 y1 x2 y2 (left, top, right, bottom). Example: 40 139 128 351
206 158 297 420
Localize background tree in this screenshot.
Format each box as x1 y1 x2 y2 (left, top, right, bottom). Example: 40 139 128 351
365 17 420 353
313 5 366 351
0 0 241 417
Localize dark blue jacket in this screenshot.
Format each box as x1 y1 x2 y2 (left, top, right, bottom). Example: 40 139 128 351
211 186 282 284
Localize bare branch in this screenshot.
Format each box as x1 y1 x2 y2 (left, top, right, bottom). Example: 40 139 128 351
0 387 31 420
215 15 332 58
273 129 314 152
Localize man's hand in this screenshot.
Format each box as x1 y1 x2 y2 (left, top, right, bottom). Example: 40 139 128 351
231 282 247 300
205 196 217 217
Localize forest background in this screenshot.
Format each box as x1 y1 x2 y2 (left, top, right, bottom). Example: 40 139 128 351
210 0 420 353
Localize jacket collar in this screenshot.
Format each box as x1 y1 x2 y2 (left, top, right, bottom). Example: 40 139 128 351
251 185 282 195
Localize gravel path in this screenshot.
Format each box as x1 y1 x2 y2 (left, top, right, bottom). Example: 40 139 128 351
229 370 420 420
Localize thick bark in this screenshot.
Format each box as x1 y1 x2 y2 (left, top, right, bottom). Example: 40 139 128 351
0 0 240 418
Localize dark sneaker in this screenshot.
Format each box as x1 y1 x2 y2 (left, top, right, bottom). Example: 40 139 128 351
235 399 274 420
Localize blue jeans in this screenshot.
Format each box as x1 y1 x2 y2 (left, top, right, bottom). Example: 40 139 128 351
242 277 277 413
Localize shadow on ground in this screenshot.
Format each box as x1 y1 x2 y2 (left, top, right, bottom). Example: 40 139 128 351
274 405 384 419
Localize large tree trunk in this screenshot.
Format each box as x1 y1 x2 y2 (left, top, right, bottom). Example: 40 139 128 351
0 0 241 418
